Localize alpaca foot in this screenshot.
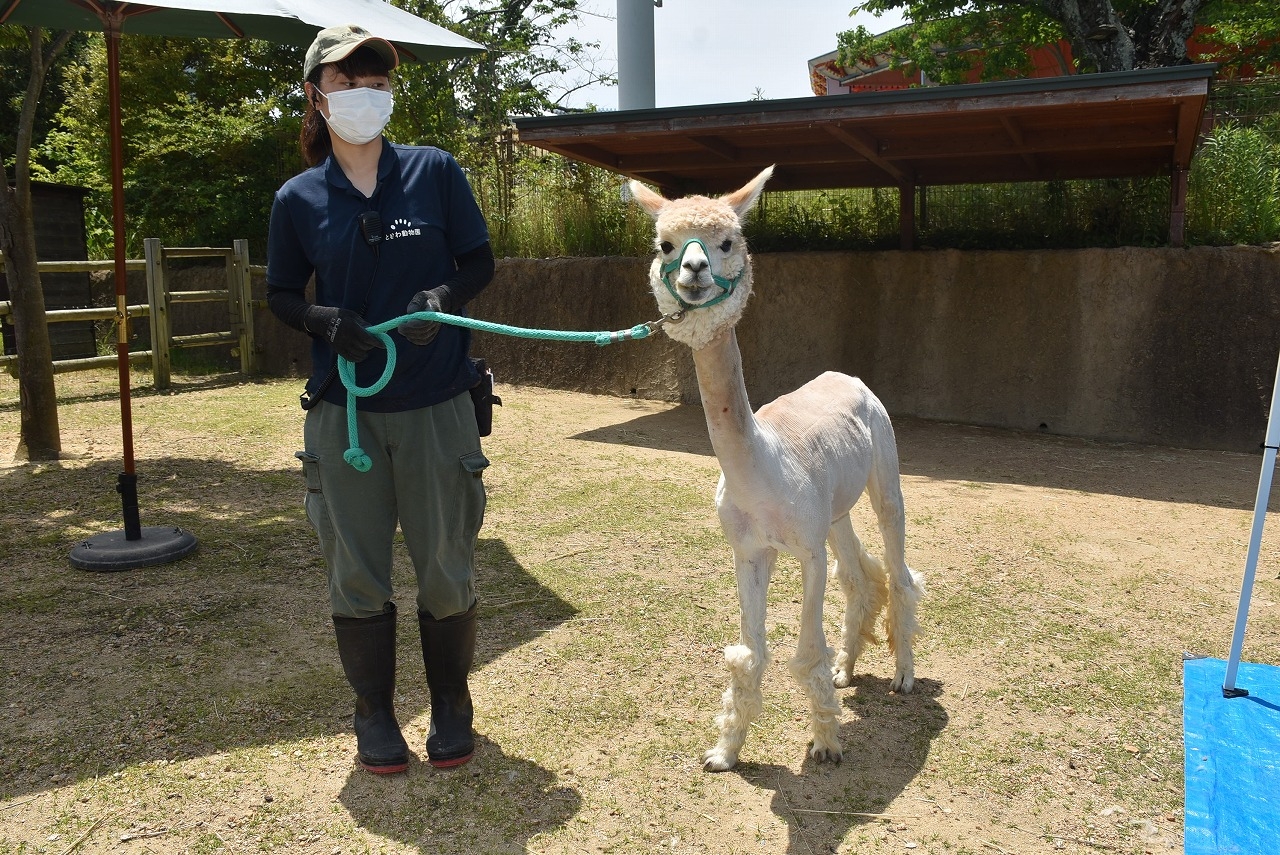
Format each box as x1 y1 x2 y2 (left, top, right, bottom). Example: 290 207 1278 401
808 741 843 764
889 666 915 694
703 746 739 773
832 664 852 689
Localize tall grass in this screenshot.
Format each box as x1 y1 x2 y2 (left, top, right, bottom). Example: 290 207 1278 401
470 82 1280 256
1188 121 1280 245
471 155 654 259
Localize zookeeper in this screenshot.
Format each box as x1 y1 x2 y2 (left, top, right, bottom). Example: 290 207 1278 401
265 23 495 774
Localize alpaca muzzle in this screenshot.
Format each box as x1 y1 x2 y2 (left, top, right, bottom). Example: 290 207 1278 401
660 237 743 310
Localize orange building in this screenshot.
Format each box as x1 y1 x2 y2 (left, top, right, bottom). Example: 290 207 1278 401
808 26 1261 96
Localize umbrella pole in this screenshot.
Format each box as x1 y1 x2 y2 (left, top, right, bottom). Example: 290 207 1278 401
105 15 141 541
68 12 196 572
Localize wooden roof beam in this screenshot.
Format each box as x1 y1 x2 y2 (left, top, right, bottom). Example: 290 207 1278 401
824 123 909 185
999 115 1041 173
688 134 740 161
1172 96 1207 168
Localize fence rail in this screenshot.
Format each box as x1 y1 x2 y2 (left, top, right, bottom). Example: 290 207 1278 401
0 239 264 387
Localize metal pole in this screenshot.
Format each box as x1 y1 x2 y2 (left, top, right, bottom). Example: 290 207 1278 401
617 0 656 110
1222 347 1280 697
105 12 142 541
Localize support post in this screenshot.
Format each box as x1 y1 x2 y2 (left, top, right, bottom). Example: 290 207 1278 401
1169 167 1188 248
231 239 257 375
899 184 916 250
143 238 171 389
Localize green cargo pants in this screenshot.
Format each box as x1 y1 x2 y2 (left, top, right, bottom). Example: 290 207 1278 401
295 392 488 620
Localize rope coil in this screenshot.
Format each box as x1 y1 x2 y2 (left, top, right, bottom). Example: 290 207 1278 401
334 310 675 471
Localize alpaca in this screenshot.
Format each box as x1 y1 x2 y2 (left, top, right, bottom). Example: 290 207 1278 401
629 166 924 772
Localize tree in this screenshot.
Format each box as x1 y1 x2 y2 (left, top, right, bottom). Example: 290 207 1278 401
837 0 1269 85
385 0 614 245
1198 0 1280 76
1 27 75 461
45 35 303 258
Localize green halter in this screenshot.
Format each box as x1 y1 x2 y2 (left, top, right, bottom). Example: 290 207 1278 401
659 238 744 311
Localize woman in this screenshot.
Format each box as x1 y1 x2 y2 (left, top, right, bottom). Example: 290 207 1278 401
266 23 495 773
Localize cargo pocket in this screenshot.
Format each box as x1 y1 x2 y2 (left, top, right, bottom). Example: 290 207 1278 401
295 450 336 550
459 449 490 539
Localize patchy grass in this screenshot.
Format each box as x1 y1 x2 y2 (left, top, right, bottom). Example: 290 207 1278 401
1 368 1279 854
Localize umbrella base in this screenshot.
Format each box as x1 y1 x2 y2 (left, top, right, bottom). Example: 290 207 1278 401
70 525 198 572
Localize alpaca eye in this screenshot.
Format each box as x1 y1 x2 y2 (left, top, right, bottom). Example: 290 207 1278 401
719 240 732 253
659 241 674 254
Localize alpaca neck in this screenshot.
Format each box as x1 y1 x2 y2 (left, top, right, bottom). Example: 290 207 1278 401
691 328 765 472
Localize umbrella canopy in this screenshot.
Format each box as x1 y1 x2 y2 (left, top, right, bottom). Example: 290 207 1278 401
0 0 484 62
0 0 483 566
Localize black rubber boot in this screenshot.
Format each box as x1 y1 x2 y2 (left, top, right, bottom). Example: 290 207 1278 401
418 602 477 768
333 605 410 774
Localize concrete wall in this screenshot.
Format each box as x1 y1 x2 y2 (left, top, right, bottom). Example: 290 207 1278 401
464 247 1280 452
148 246 1280 452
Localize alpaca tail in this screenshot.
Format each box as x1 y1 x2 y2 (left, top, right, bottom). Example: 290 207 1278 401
886 566 925 655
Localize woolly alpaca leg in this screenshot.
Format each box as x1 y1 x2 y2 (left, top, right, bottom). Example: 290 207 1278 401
705 549 773 772
869 474 924 694
828 515 888 689
789 547 842 763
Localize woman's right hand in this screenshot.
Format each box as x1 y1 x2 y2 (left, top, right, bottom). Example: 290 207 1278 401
303 306 385 362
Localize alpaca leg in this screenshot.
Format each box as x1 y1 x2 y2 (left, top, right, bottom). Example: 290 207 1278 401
788 545 843 763
868 465 924 694
828 515 888 688
705 547 774 772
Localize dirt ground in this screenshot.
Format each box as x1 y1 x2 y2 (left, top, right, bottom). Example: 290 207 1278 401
2 372 1279 854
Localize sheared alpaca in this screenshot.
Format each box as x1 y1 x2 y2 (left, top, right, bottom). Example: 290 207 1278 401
629 167 924 772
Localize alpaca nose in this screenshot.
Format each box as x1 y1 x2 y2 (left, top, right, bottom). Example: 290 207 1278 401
683 257 708 274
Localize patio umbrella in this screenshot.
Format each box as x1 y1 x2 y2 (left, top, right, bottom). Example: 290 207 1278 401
0 0 484 570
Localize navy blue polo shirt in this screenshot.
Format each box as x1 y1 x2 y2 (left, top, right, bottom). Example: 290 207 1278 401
267 140 490 411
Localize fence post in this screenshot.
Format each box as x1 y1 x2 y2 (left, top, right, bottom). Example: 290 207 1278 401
231 239 257 375
144 238 171 389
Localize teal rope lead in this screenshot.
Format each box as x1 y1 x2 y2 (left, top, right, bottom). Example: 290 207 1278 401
335 310 668 471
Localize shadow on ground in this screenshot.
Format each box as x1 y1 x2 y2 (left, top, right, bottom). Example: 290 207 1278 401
0 456 573 808
338 737 581 854
739 676 948 855
573 405 1267 510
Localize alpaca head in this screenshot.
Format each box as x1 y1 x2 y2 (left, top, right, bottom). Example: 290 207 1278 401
629 166 773 350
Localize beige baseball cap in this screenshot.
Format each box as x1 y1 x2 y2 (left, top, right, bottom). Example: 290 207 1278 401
304 24 399 80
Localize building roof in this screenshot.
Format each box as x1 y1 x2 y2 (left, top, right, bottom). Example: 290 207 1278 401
512 64 1215 197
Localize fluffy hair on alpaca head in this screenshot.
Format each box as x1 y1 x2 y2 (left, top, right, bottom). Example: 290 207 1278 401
629 166 771 351
629 165 924 773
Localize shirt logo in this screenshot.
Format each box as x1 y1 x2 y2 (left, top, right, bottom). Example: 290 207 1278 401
385 217 421 242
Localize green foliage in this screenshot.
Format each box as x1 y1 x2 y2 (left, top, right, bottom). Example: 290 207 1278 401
838 5 1068 85
478 154 652 258
0 27 94 179
34 33 304 260
1188 120 1280 244
839 0 1278 81
1199 0 1280 76
4 2 610 262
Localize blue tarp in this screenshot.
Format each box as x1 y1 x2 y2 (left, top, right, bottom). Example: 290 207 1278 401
1184 657 1280 853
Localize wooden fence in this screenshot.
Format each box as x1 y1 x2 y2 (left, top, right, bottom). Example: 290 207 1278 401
0 239 263 388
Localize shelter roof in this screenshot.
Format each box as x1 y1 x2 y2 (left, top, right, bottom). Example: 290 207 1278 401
513 64 1216 197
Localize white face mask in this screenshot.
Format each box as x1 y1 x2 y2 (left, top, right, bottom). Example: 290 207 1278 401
317 87 393 145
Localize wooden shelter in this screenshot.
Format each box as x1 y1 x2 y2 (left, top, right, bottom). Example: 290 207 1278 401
513 64 1216 248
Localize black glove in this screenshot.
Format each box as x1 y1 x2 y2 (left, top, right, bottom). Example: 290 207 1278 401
302 306 384 363
398 288 448 346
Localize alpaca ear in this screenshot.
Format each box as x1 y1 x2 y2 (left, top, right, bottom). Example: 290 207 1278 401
721 165 774 219
628 179 668 220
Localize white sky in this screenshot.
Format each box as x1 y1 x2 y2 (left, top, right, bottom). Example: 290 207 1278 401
555 0 907 110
